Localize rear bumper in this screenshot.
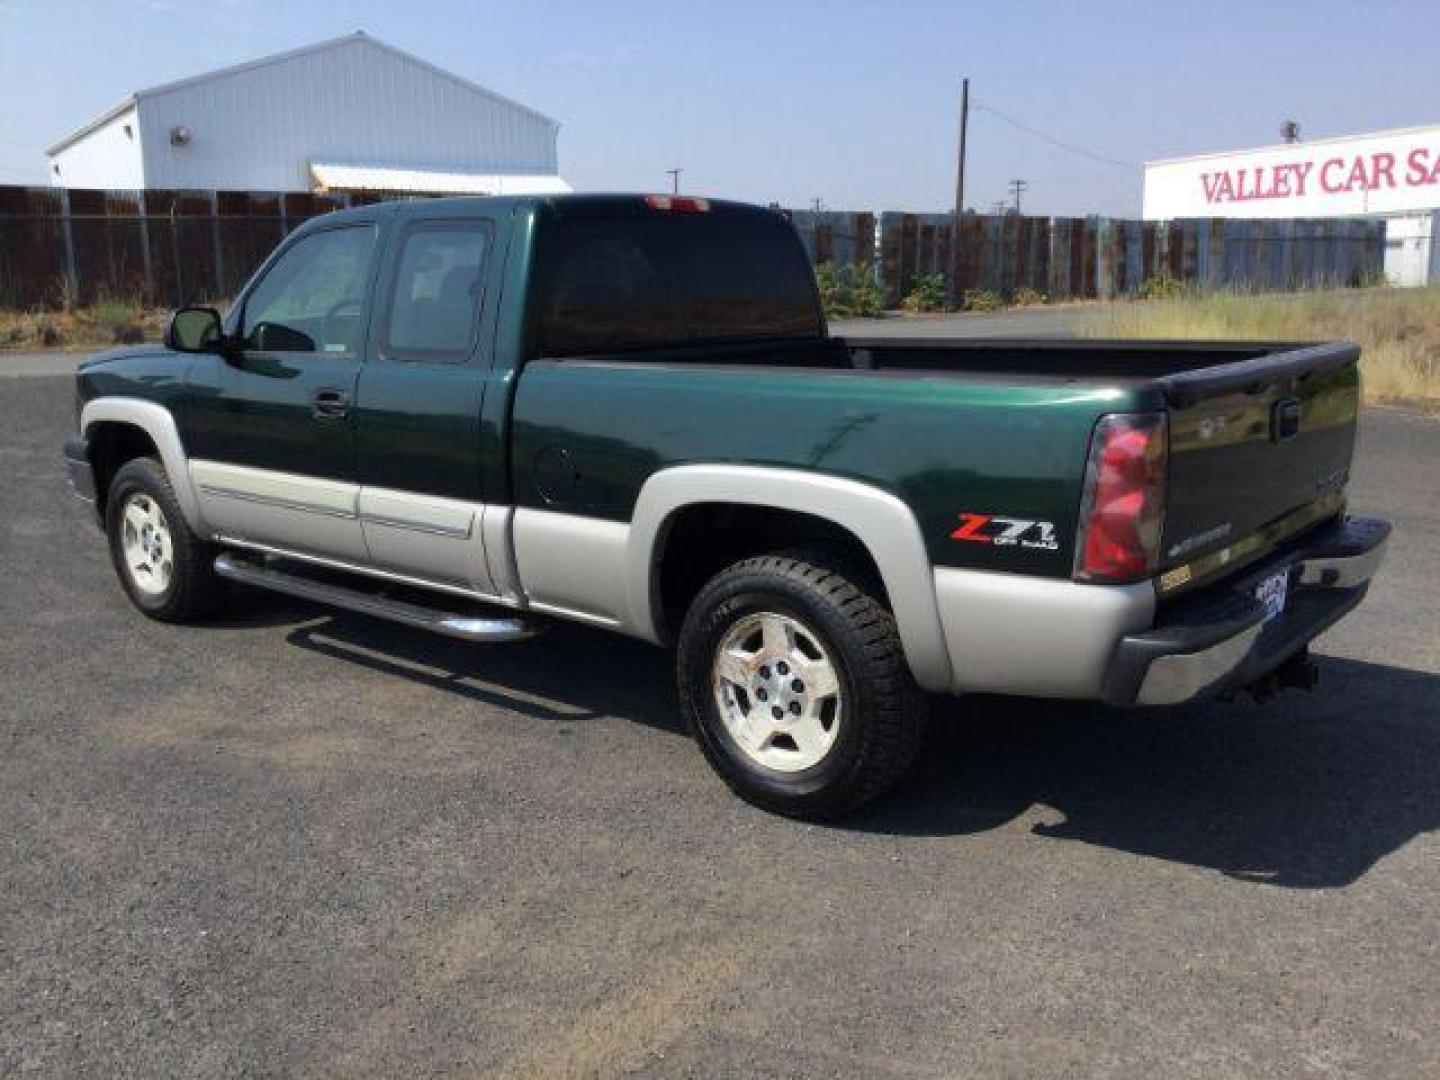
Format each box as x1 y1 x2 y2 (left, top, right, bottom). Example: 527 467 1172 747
62 435 96 504
1101 516 1390 706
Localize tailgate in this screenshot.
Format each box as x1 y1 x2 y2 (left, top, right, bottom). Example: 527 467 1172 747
1156 343 1360 594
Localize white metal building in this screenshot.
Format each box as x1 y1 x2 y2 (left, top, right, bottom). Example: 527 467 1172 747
1143 124 1440 286
45 32 570 197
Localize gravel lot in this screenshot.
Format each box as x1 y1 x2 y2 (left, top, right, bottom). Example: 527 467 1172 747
1 373 1437 1077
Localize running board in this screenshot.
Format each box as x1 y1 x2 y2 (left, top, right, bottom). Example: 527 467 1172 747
213 553 542 643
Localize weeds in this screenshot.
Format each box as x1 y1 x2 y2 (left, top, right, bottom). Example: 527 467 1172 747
901 273 948 313
1136 274 1190 301
816 262 885 319
0 296 170 350
961 289 1003 313
92 295 146 343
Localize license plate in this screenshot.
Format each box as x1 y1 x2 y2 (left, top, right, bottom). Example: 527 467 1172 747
1254 570 1290 624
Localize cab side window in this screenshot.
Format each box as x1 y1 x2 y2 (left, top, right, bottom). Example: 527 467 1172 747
381 221 491 363
242 225 377 355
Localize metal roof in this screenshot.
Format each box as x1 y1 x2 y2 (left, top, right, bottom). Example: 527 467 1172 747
310 162 571 195
46 98 137 157
47 31 558 158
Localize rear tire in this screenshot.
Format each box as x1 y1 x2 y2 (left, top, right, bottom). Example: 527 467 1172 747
105 457 224 622
677 551 928 820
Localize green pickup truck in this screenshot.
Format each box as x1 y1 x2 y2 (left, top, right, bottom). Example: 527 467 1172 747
63 194 1390 818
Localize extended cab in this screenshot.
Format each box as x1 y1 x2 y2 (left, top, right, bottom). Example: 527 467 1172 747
63 195 1390 818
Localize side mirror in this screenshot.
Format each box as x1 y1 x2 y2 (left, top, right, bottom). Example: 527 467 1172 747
166 306 225 354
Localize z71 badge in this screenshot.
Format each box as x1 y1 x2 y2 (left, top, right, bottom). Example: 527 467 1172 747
950 512 1060 551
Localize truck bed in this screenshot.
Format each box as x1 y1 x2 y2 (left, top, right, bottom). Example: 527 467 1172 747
843 336 1335 387
841 335 1361 594
843 336 1364 417
576 334 1352 396
544 332 1361 595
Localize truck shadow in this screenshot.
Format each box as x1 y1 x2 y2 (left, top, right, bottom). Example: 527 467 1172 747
851 656 1440 889
282 605 1437 890
284 612 685 736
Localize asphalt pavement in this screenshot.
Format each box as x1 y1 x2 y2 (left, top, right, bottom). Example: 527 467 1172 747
1 370 1437 1077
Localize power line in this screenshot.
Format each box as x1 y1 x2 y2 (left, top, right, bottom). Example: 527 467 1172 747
973 100 1138 170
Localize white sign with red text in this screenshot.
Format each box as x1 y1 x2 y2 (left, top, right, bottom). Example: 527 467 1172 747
1142 125 1440 220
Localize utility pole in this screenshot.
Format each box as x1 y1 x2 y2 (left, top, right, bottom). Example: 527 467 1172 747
811 197 824 214
666 168 682 194
950 76 970 305
1010 178 1028 215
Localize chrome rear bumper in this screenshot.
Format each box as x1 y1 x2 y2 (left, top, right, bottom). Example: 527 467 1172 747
1103 516 1390 707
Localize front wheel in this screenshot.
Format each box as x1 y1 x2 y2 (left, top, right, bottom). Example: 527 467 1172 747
677 552 928 820
105 457 224 622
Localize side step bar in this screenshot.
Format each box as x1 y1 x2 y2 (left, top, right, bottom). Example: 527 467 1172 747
213 553 543 643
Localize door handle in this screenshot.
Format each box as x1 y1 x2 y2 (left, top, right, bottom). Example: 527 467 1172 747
311 388 351 420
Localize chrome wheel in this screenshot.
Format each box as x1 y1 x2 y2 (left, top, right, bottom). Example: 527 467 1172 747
712 611 843 773
119 490 174 597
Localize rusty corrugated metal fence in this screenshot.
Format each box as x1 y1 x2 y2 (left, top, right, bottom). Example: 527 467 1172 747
847 211 1384 304
0 184 1388 309
0 185 393 308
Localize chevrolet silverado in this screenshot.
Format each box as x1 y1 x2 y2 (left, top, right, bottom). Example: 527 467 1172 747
62 194 1390 818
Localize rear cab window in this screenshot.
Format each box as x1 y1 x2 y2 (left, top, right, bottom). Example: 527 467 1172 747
534 209 823 358
380 219 493 364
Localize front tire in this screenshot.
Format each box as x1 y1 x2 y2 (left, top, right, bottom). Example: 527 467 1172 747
105 457 224 622
677 552 928 820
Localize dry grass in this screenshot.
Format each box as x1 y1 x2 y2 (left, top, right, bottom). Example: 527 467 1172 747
1085 286 1440 410
0 300 170 350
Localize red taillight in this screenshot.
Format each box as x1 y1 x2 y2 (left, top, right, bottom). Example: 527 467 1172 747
644 194 711 213
1075 413 1168 583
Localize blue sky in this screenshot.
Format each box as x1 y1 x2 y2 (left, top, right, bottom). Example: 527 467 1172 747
2 0 1438 216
